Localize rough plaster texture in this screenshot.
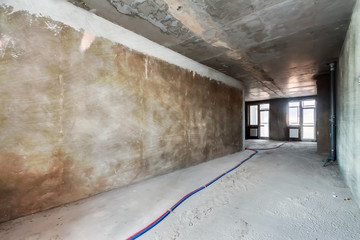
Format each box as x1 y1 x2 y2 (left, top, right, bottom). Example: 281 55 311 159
2 0 242 90
337 0 360 206
315 74 331 155
0 6 243 222
268 99 288 141
71 0 355 101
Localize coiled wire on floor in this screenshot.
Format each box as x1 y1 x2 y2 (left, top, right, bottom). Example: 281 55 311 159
126 142 287 240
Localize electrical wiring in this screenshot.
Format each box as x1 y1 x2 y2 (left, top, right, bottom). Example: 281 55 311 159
126 142 287 240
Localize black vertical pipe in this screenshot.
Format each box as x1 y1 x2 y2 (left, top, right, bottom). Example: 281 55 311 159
328 62 336 162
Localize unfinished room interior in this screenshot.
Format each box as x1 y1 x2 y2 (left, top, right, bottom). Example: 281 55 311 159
0 0 360 239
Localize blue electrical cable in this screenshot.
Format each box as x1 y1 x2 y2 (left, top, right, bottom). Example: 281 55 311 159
126 143 286 240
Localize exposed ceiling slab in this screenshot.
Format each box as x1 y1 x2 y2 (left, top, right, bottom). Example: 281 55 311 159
70 0 356 101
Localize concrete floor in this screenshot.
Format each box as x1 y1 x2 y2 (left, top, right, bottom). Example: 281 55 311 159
1 140 359 239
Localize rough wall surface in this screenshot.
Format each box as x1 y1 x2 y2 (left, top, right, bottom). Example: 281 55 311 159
0 7 243 222
337 0 360 206
69 0 356 101
316 74 331 155
268 99 288 141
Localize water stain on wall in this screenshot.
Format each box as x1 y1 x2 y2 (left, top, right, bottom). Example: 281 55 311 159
0 6 243 222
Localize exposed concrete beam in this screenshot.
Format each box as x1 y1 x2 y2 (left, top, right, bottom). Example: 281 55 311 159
163 0 284 97
69 0 356 101
2 0 243 90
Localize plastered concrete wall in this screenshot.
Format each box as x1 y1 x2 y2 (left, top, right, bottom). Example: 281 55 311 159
337 0 360 206
268 99 288 141
0 5 243 222
315 74 331 155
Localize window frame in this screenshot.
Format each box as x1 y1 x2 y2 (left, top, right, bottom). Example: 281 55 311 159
249 105 258 126
301 99 316 140
287 99 317 141
247 103 270 139
259 103 270 138
288 101 300 126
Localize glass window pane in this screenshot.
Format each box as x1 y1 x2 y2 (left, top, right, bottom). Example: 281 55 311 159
289 107 299 125
260 125 269 137
289 101 300 107
259 103 270 110
303 109 315 125
302 100 316 108
260 111 269 124
289 128 299 138
249 105 258 125
303 127 315 139
250 128 258 137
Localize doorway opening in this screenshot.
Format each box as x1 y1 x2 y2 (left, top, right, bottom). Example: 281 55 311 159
248 103 270 139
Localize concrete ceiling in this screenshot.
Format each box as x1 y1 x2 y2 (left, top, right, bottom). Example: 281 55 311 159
70 0 356 101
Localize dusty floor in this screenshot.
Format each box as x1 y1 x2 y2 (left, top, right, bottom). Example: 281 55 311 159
1 140 359 240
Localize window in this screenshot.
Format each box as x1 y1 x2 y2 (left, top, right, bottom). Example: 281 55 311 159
248 103 269 138
249 105 258 125
303 108 315 125
287 99 316 140
302 99 316 140
302 100 316 108
259 104 270 138
288 101 300 125
302 126 315 139
259 103 270 110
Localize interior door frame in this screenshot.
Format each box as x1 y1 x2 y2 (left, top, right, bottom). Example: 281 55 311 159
247 103 270 139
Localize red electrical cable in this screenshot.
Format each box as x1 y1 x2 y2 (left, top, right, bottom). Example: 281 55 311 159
126 142 287 239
